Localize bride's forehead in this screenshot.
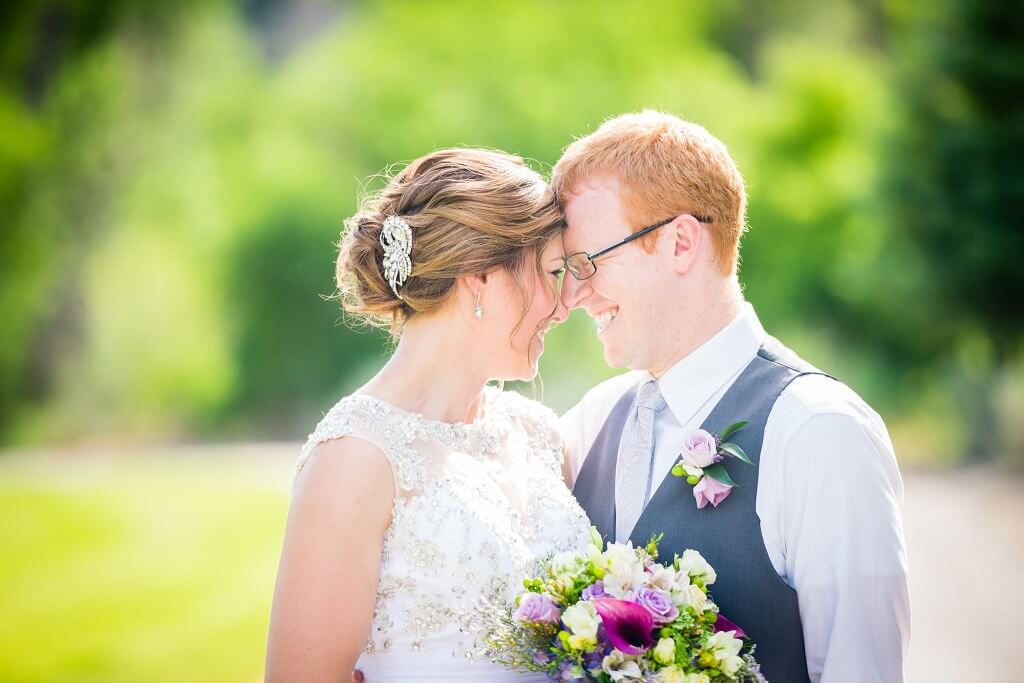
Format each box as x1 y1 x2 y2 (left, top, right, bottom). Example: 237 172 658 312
540 239 566 259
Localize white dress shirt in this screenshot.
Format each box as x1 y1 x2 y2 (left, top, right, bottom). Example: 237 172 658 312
561 304 910 683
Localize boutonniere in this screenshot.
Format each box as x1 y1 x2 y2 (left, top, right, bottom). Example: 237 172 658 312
670 421 753 509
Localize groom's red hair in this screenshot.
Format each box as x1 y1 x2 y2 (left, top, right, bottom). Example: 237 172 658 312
552 110 747 276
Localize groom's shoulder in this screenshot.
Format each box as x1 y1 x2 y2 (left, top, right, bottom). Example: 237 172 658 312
778 371 886 431
563 371 644 422
762 335 882 423
560 372 643 471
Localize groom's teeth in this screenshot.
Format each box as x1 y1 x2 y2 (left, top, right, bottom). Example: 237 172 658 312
594 310 617 330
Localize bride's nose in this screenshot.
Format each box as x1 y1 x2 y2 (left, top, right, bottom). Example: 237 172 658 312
550 294 569 326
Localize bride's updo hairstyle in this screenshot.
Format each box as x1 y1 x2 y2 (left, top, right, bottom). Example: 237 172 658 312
337 148 564 334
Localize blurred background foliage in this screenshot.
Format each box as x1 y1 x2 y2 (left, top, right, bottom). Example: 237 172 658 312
2 0 1023 464
2 2 1023 681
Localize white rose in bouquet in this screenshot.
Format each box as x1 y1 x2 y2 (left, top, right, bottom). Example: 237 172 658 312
678 549 717 585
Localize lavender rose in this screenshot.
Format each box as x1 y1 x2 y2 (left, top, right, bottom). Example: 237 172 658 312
581 580 610 601
514 592 561 623
682 429 720 469
635 587 680 625
693 475 733 509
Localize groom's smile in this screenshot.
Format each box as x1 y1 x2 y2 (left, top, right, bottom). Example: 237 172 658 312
593 307 618 333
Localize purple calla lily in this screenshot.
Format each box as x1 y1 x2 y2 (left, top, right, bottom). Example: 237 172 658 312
591 598 655 655
713 613 748 639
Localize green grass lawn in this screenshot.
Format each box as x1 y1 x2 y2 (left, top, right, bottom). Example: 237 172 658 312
0 447 294 683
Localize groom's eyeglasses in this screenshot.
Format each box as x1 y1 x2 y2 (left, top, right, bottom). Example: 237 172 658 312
563 213 714 281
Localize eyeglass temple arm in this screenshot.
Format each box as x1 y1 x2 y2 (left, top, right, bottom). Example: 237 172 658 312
586 216 677 261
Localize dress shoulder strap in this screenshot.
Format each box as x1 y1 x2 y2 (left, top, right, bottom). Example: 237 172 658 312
295 395 431 493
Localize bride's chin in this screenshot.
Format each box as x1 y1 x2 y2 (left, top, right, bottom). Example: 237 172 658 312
494 337 544 382
508 358 540 383
524 363 540 381
528 346 545 374
513 356 540 382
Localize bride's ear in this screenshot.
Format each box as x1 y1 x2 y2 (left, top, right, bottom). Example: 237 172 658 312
457 272 489 295
456 272 490 314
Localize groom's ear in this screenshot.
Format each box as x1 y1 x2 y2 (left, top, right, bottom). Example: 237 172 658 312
669 215 702 275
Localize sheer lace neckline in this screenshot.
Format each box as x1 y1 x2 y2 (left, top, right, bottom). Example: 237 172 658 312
351 384 499 428
346 385 510 458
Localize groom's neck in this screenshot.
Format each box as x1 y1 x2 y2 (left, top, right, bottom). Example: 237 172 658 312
648 277 745 378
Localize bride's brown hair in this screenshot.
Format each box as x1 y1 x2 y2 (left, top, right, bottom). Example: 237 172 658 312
337 148 564 336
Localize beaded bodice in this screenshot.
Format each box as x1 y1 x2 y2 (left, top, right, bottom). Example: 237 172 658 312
295 387 592 666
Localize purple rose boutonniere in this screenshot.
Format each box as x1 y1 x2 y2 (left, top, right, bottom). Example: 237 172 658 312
671 421 754 509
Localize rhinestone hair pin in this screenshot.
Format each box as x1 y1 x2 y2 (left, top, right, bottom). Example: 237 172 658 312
380 215 413 297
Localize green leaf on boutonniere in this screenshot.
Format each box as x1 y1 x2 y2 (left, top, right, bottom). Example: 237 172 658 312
717 420 748 442
719 442 754 465
703 463 738 487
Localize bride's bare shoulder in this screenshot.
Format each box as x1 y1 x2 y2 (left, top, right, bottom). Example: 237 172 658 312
293 436 394 499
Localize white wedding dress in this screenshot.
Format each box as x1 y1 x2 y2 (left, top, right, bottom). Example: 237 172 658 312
296 386 593 681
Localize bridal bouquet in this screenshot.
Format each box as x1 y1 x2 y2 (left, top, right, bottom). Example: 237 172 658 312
483 528 765 682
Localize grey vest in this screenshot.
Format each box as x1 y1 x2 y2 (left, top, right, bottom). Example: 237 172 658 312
573 337 828 683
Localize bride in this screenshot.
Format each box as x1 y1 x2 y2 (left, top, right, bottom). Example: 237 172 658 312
264 148 593 681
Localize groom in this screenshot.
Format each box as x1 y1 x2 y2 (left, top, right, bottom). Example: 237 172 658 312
556 111 910 682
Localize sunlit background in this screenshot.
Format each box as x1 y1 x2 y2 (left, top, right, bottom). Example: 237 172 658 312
2 0 1022 681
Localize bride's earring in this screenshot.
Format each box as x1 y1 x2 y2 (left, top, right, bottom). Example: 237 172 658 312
474 291 484 318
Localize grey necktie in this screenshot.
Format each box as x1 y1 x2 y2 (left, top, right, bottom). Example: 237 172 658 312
615 380 668 543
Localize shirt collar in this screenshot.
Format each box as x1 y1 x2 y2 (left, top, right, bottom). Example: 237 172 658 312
651 302 766 426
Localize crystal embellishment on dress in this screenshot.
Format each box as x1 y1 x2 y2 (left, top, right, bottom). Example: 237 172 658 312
294 387 594 671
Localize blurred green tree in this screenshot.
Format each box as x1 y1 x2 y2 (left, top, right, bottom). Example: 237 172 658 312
0 1 192 439
220 199 388 437
0 0 1013 462
884 0 1024 457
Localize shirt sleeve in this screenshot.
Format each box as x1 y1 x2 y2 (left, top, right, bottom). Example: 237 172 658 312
780 410 911 683
560 371 643 487
560 400 587 486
